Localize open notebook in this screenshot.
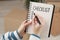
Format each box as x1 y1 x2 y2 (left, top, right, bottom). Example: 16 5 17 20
27 2 55 38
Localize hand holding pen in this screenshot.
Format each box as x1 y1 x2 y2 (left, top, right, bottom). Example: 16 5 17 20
34 13 45 25
30 13 45 35
34 13 41 25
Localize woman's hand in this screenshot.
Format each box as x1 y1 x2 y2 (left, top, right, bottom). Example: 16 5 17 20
17 13 45 37
18 20 32 37
31 13 45 36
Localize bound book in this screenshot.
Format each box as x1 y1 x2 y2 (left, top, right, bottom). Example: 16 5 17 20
27 1 55 38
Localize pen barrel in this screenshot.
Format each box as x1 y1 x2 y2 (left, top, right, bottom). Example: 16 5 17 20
35 16 41 24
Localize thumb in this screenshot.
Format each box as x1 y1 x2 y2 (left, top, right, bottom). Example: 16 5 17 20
24 21 32 27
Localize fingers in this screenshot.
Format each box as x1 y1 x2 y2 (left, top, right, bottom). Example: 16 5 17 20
24 20 32 27
32 16 39 25
21 20 32 27
22 20 27 24
34 18 38 25
35 13 45 25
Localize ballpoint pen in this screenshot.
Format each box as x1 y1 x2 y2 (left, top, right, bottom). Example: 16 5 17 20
34 13 41 24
